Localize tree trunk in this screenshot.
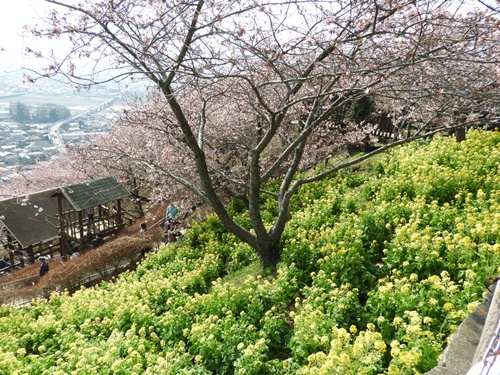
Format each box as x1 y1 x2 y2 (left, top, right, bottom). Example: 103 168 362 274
256 235 281 270
455 126 466 142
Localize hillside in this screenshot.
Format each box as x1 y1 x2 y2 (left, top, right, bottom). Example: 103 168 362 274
0 130 499 374
0 203 212 306
0 204 166 306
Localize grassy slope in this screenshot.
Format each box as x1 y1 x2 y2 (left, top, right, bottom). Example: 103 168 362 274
0 129 499 375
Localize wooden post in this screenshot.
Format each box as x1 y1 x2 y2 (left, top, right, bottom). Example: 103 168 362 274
456 126 466 142
16 251 24 267
86 207 95 236
27 245 34 264
56 194 67 257
8 250 14 266
97 205 103 233
116 199 124 227
78 210 84 240
6 233 15 265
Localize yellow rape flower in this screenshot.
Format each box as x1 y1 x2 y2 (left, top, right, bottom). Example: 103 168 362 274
399 350 420 368
390 341 401 357
375 339 387 352
388 364 401 375
443 302 454 311
467 301 480 313
394 317 403 329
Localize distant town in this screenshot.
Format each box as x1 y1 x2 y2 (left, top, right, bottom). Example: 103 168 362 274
0 70 136 183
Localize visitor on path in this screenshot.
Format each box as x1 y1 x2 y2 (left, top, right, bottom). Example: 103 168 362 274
167 229 177 244
0 257 9 270
165 202 179 220
91 233 105 248
164 219 179 244
182 205 197 227
140 223 148 233
39 257 49 277
182 205 196 220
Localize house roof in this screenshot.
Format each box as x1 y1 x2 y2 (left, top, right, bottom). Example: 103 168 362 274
0 176 130 248
55 176 130 212
0 189 62 248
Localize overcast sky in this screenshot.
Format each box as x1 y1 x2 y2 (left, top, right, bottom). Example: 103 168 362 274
0 0 55 71
0 1 496 73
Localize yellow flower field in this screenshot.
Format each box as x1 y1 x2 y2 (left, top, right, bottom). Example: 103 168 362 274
0 129 499 374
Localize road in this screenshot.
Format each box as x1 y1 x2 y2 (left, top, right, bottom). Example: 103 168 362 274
48 96 118 152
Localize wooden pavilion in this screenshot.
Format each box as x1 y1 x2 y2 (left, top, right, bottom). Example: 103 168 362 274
0 176 131 268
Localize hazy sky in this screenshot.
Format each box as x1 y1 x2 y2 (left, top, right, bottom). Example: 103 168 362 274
0 0 54 71
0 0 495 73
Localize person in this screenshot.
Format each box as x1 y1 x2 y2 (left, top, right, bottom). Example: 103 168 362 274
39 257 49 277
167 229 177 244
182 205 196 220
0 257 9 270
163 219 178 244
182 205 197 227
91 233 105 248
87 208 95 224
139 223 148 233
112 205 122 226
165 202 179 220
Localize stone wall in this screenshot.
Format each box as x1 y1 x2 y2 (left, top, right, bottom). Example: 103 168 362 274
426 282 499 375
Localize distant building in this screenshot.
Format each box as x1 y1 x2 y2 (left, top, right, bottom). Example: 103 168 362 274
28 152 47 162
3 154 20 166
0 103 9 120
5 123 19 131
27 140 53 152
18 153 33 165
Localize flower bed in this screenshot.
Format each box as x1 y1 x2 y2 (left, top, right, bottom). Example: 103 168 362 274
0 130 499 374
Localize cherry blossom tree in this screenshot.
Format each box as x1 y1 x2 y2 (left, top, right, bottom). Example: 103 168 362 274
26 0 500 268
0 153 101 199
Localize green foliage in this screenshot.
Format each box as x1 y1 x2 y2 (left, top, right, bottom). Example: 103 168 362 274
346 95 376 124
1 129 500 374
344 170 366 188
227 197 247 215
10 102 71 124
